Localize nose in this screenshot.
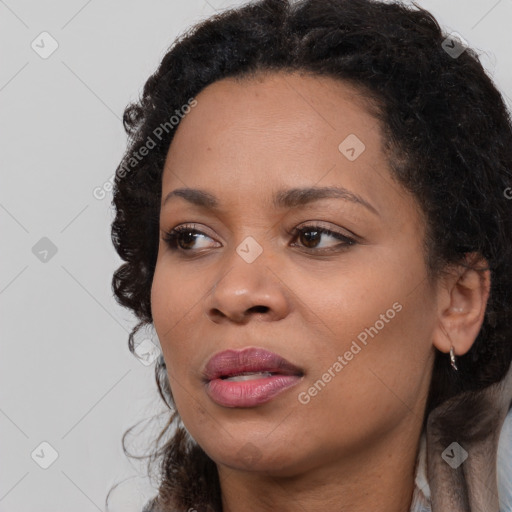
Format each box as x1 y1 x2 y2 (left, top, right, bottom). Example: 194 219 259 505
203 252 291 324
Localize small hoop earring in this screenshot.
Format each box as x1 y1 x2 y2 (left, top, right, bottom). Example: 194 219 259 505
450 345 458 371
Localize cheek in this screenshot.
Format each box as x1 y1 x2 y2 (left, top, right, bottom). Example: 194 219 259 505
291 307 433 458
150 264 191 371
298 261 435 404
150 266 171 344
150 266 201 419
151 259 200 329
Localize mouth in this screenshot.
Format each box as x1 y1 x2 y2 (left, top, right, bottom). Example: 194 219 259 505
202 347 304 408
220 371 278 382
203 347 304 381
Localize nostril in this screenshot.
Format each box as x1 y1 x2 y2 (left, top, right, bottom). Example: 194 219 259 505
249 305 269 314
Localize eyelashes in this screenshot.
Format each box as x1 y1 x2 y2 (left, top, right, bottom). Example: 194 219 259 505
162 223 356 255
163 224 217 252
288 224 356 252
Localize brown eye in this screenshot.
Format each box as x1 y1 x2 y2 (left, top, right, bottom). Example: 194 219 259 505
162 223 356 255
174 229 199 250
163 224 218 251
299 228 322 249
290 225 356 252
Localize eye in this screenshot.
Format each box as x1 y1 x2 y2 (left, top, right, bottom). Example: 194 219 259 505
162 224 218 252
162 222 356 254
289 224 356 252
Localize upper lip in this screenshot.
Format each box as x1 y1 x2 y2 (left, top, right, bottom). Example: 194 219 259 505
203 347 304 381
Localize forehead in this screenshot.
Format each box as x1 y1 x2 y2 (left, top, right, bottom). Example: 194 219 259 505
161 71 420 226
169 71 378 149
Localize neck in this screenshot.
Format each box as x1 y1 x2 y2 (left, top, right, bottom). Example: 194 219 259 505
217 422 423 512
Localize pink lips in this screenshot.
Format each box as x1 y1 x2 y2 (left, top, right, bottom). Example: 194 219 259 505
203 347 304 408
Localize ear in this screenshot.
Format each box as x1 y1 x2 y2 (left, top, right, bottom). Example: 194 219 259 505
431 252 491 357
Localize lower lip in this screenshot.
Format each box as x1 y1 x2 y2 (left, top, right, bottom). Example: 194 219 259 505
206 374 302 407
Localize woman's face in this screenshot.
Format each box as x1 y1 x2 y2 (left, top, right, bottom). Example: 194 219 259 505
151 71 438 475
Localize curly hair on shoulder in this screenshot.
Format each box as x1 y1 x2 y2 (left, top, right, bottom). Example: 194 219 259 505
107 0 512 510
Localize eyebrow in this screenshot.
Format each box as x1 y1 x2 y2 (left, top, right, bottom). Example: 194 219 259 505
162 186 379 216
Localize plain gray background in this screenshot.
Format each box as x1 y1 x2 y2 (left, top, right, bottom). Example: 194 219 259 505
1 0 511 510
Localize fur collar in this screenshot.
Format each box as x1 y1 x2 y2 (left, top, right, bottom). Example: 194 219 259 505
412 362 512 511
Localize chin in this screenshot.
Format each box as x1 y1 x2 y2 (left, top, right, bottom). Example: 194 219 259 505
200 437 308 476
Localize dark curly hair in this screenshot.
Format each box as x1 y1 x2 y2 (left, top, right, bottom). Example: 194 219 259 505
107 0 512 510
